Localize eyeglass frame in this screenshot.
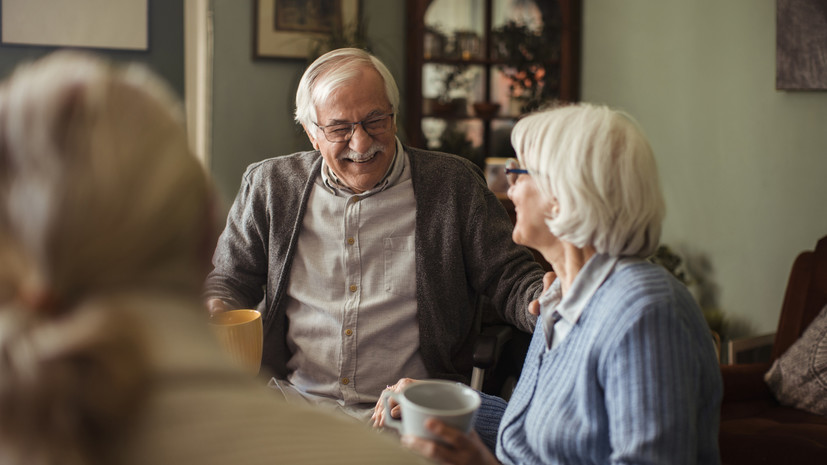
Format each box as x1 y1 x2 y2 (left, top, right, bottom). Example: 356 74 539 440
504 158 530 186
312 112 395 143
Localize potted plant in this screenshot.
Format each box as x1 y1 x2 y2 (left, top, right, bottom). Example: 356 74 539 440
491 20 560 114
431 64 473 116
307 19 371 62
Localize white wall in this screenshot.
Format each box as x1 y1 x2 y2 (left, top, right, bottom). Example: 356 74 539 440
582 0 827 337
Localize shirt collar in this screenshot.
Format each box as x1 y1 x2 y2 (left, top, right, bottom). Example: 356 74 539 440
537 253 619 346
320 137 404 196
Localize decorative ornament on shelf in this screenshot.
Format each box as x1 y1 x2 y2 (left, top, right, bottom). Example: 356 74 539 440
472 101 501 119
453 30 481 60
423 25 448 59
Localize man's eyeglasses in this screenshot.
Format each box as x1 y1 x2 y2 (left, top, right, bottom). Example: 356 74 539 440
313 113 394 143
504 159 529 186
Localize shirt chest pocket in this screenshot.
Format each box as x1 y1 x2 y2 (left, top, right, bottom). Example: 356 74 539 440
383 236 416 298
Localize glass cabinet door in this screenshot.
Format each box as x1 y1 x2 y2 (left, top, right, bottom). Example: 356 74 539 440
405 0 581 167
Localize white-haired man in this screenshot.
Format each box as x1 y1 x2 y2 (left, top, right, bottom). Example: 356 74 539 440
205 48 545 420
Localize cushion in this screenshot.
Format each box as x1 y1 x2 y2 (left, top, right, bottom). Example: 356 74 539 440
765 304 827 416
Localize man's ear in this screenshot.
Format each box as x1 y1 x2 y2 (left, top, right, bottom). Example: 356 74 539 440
302 125 320 151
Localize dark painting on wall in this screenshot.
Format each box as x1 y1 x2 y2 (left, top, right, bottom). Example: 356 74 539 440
253 0 357 60
776 0 827 90
274 0 341 34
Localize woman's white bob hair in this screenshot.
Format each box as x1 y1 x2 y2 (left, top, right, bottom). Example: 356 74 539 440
511 103 665 258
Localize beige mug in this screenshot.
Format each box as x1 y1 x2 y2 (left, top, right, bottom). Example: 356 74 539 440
209 309 263 375
382 380 480 441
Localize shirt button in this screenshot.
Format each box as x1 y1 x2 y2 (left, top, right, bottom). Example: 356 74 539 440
347 237 355 245
349 284 357 292
342 378 350 385
345 329 353 336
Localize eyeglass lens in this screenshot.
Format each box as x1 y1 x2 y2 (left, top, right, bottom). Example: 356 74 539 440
320 114 393 142
505 159 525 186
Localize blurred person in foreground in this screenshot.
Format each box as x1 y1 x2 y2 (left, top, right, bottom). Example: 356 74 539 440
204 47 545 420
0 51 430 465
375 103 723 464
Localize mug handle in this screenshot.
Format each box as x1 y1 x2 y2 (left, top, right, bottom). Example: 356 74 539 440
382 390 403 432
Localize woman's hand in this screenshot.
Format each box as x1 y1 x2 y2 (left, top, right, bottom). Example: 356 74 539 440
371 377 417 428
401 418 500 465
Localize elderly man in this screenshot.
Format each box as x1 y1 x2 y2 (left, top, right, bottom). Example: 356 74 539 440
205 48 545 420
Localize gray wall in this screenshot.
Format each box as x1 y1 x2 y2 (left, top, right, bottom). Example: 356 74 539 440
209 0 406 207
0 0 184 98
581 0 827 336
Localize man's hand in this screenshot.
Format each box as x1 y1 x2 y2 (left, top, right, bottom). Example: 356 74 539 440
206 297 230 316
371 377 417 428
527 271 557 316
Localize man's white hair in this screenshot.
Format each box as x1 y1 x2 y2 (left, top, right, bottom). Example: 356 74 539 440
294 48 399 128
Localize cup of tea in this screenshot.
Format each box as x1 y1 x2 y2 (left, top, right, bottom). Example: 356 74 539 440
382 380 480 440
209 309 262 375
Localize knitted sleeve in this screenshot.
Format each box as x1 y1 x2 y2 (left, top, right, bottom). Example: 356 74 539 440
473 391 508 452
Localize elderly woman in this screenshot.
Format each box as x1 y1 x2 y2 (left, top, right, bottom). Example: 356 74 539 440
376 103 723 465
0 52 429 465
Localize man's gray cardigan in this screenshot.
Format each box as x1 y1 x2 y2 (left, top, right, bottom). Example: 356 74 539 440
206 147 545 384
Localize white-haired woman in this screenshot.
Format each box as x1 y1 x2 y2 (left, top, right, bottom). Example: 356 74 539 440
380 103 722 464
0 51 429 465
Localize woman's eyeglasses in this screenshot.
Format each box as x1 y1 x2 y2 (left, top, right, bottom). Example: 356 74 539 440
504 159 529 186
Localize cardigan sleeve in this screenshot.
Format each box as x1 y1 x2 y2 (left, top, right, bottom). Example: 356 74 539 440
601 301 704 465
204 166 269 309
473 391 508 453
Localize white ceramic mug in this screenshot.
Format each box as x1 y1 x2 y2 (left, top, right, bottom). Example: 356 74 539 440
209 309 263 375
382 380 481 440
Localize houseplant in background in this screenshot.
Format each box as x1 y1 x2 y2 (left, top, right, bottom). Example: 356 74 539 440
431 64 474 117
491 20 559 115
307 19 370 62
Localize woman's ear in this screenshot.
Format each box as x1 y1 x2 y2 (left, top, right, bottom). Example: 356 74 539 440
550 198 560 219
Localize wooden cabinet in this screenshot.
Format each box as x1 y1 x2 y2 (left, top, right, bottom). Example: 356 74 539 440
404 0 582 166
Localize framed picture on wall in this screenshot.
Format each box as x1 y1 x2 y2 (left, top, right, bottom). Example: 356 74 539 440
776 0 827 90
0 0 148 51
254 0 359 60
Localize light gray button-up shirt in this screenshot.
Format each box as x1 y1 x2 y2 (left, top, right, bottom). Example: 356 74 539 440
281 139 428 415
537 253 623 350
